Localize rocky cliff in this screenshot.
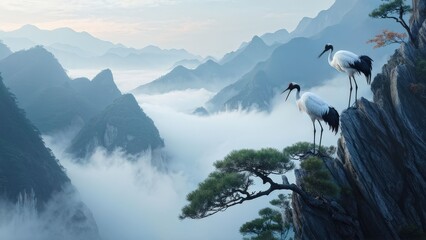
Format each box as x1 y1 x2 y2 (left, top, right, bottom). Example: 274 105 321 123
0 77 101 239
67 94 164 161
292 1 426 239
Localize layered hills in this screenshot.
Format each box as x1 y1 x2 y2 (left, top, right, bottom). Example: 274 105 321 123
0 46 164 159
0 24 201 70
133 35 277 94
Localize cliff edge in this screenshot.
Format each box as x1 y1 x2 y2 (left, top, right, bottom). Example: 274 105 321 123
292 1 426 239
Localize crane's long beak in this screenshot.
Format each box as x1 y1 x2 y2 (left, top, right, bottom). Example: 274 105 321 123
318 49 327 58
281 88 292 101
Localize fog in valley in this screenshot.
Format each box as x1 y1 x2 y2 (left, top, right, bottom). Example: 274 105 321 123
36 66 374 240
67 69 167 93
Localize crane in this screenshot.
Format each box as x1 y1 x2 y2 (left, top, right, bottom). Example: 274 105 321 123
318 44 373 108
282 82 339 154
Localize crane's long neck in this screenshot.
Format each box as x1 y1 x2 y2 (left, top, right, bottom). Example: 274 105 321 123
295 86 301 101
328 49 333 67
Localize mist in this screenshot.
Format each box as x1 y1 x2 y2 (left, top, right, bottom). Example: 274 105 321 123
0 50 380 239
67 68 167 93
0 63 378 239
0 185 99 240
30 64 378 240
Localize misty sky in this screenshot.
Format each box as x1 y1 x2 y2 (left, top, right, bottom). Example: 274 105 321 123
0 0 334 57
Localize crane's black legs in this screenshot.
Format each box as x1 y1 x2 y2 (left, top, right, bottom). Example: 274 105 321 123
348 76 353 108
317 120 324 154
353 76 358 108
312 121 316 154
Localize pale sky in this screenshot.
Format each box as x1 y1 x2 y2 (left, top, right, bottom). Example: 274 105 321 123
0 0 335 57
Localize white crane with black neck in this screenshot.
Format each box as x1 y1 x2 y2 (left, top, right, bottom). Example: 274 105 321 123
319 44 373 108
282 82 339 154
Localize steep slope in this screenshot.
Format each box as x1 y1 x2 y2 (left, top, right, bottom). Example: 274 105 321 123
0 47 122 133
292 1 426 239
0 77 100 239
259 0 356 47
0 41 12 60
0 46 69 105
133 36 276 94
67 94 164 160
208 0 398 112
70 69 122 113
0 78 69 204
290 0 357 38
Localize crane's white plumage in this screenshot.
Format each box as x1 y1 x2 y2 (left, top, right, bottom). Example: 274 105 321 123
330 50 360 74
282 82 339 154
319 44 373 108
299 92 330 121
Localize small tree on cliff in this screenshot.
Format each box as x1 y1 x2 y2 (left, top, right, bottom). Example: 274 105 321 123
240 194 293 240
369 0 414 47
179 143 336 220
240 207 283 240
179 147 295 219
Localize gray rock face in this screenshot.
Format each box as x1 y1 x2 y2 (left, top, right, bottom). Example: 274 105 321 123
292 158 363 240
292 2 426 239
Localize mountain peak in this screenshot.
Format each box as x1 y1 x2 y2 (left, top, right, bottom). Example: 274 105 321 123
142 45 162 52
92 69 113 83
0 46 68 85
251 35 263 43
90 69 121 97
203 59 218 65
195 59 220 72
18 24 40 32
248 35 266 48
260 28 290 45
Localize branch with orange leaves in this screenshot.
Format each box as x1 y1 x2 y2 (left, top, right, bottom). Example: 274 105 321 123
367 29 407 48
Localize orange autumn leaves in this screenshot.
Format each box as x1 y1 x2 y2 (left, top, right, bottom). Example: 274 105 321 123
367 29 407 48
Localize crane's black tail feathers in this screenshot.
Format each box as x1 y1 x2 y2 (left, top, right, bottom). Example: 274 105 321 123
322 107 339 134
350 55 373 85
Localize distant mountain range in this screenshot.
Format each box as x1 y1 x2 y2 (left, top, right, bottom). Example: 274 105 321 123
0 24 202 70
133 35 278 94
0 46 164 159
206 0 399 112
131 0 396 113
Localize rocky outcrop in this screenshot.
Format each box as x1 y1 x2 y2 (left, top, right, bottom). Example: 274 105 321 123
292 157 363 240
292 1 426 239
67 94 164 161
